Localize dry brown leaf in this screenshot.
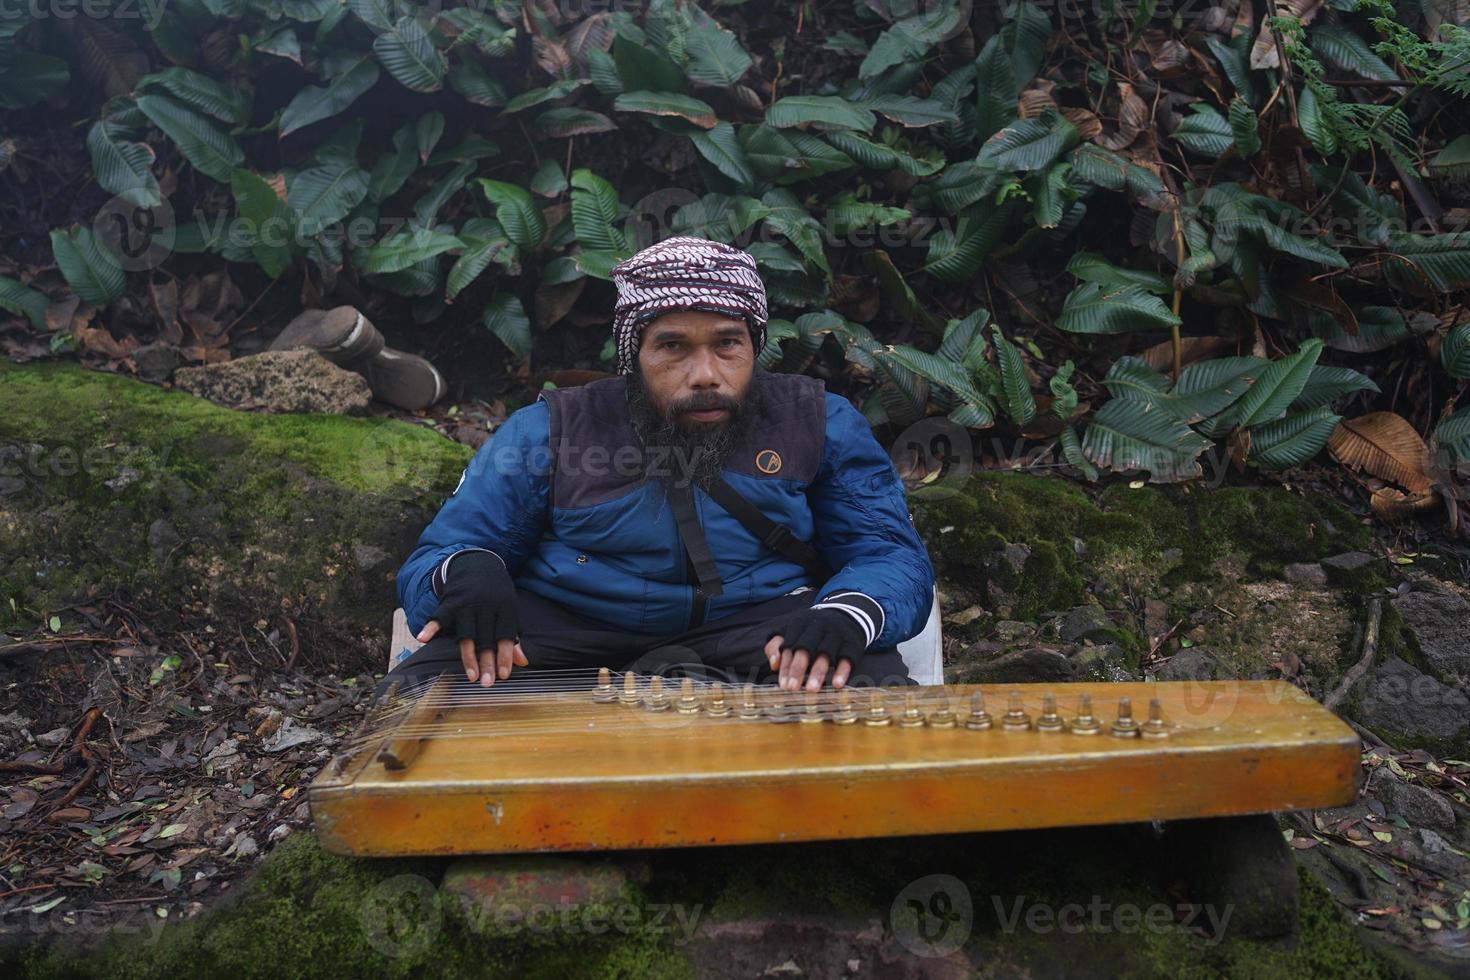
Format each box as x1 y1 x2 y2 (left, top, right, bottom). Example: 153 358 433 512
65 17 148 98
1139 335 1239 372
1096 82 1150 151
533 277 585 330
1142 32 1193 75
1017 80 1057 118
1328 412 1434 493
1059 108 1103 142
1370 487 1441 523
564 12 615 69
266 174 287 202
1250 0 1324 70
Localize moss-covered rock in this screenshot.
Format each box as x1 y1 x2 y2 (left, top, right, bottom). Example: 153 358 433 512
0 362 470 668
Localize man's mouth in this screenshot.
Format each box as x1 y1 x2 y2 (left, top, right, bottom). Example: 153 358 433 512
682 408 730 423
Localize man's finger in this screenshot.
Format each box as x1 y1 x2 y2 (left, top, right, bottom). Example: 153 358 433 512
806 653 830 692
416 619 441 644
764 634 782 671
460 637 478 681
832 658 853 689
786 649 810 691
512 642 529 667
495 638 516 680
477 647 497 687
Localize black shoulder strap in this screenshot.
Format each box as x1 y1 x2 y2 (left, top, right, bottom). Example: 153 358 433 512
706 477 835 583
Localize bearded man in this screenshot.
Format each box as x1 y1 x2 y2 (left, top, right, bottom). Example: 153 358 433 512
390 237 934 693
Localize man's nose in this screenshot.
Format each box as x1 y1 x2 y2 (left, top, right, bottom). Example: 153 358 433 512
687 347 722 388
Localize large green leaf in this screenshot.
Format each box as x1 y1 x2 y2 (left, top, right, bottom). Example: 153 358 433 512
1298 84 1337 156
136 94 244 182
822 131 943 176
1444 322 1470 380
1311 165 1403 246
477 180 546 253
1056 283 1181 334
1234 340 1324 427
0 53 68 110
569 168 629 255
977 112 1079 172
86 119 160 207
690 122 757 191
1172 105 1233 157
1384 232 1470 293
878 345 996 426
0 276 49 329
483 293 531 359
1082 399 1213 483
922 199 1021 283
50 227 125 305
446 219 513 301
374 15 446 92
1068 143 1164 197
1249 406 1342 470
864 95 959 128
1433 407 1470 466
1206 33 1255 103
357 226 464 274
135 67 249 124
1291 365 1380 409
1066 253 1171 293
760 188 831 278
973 34 1019 141
1167 356 1268 422
367 123 418 202
503 79 590 114
231 169 296 278
287 163 370 237
744 125 854 182
991 324 1036 426
685 13 752 86
280 57 379 137
766 96 876 132
613 90 717 129
448 58 507 107
411 160 474 225
859 1 965 80
530 108 616 139
1307 306 1436 353
1309 23 1400 82
1228 98 1259 157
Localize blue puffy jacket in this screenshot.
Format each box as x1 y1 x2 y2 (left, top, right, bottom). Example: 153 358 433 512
396 371 935 651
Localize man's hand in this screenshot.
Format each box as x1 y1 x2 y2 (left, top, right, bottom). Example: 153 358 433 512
415 551 528 686
762 607 866 691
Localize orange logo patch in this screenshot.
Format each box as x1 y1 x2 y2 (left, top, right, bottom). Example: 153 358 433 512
756 449 782 474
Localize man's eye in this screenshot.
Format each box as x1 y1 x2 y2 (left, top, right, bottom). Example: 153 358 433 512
719 338 739 348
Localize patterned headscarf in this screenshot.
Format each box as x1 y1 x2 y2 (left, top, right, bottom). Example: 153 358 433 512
610 236 768 375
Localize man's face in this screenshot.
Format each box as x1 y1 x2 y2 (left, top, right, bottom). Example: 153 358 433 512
635 310 756 429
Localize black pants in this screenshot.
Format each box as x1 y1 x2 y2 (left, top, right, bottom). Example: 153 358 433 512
380 587 912 696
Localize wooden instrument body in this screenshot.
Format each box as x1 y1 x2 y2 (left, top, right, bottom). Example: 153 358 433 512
309 679 1359 857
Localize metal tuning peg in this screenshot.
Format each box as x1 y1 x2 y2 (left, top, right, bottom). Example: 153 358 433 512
706 682 731 718
592 667 616 703
1002 690 1032 731
738 683 760 720
644 675 672 711
1140 697 1169 739
1035 693 1066 733
832 688 858 725
864 689 892 727
899 692 926 728
965 692 993 731
676 678 702 714
618 671 640 707
1110 696 1140 737
1070 693 1102 735
928 697 958 729
799 691 825 724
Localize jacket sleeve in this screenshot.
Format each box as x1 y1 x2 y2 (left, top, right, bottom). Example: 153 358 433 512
806 393 935 650
396 401 552 634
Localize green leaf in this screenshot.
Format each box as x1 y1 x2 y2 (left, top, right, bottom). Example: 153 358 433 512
1444 323 1470 380
1206 33 1255 103
821 131 943 176
1069 143 1164 197
1234 340 1324 427
483 293 531 359
759 188 831 279
415 112 444 164
569 168 629 255
827 194 910 234
1049 361 1080 419
1060 425 1099 480
477 180 546 253
878 345 996 425
1311 165 1403 246
690 122 758 190
1291 365 1380 409
587 47 624 96
1056 282 1181 334
287 164 369 237
999 1 1051 92
860 1 966 80
977 112 1079 172
1384 232 1470 294
530 160 569 198
411 160 474 225
502 79 589 114
922 199 1021 283
86 120 160 208
530 108 616 140
1307 305 1436 353
1029 163 1070 229
1433 407 1470 466
1173 104 1234 157
864 95 959 128
136 94 243 183
614 90 718 129
367 124 417 203
1309 23 1400 82
611 34 683 93
685 14 752 86
374 15 446 92
1083 399 1213 483
1067 253 1171 293
448 58 506 107
973 34 1019 141
0 53 69 110
446 219 513 301
1228 98 1260 157
50 227 125 305
357 226 463 274
1249 407 1341 470
766 95 876 132
991 324 1036 426
1168 356 1268 422
0 276 48 329
279 57 379 137
232 169 297 278
135 67 249 124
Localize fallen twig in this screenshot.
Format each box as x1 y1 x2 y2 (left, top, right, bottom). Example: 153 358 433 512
1325 598 1384 712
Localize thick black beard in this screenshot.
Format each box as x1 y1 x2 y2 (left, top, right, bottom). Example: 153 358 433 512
625 370 762 489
